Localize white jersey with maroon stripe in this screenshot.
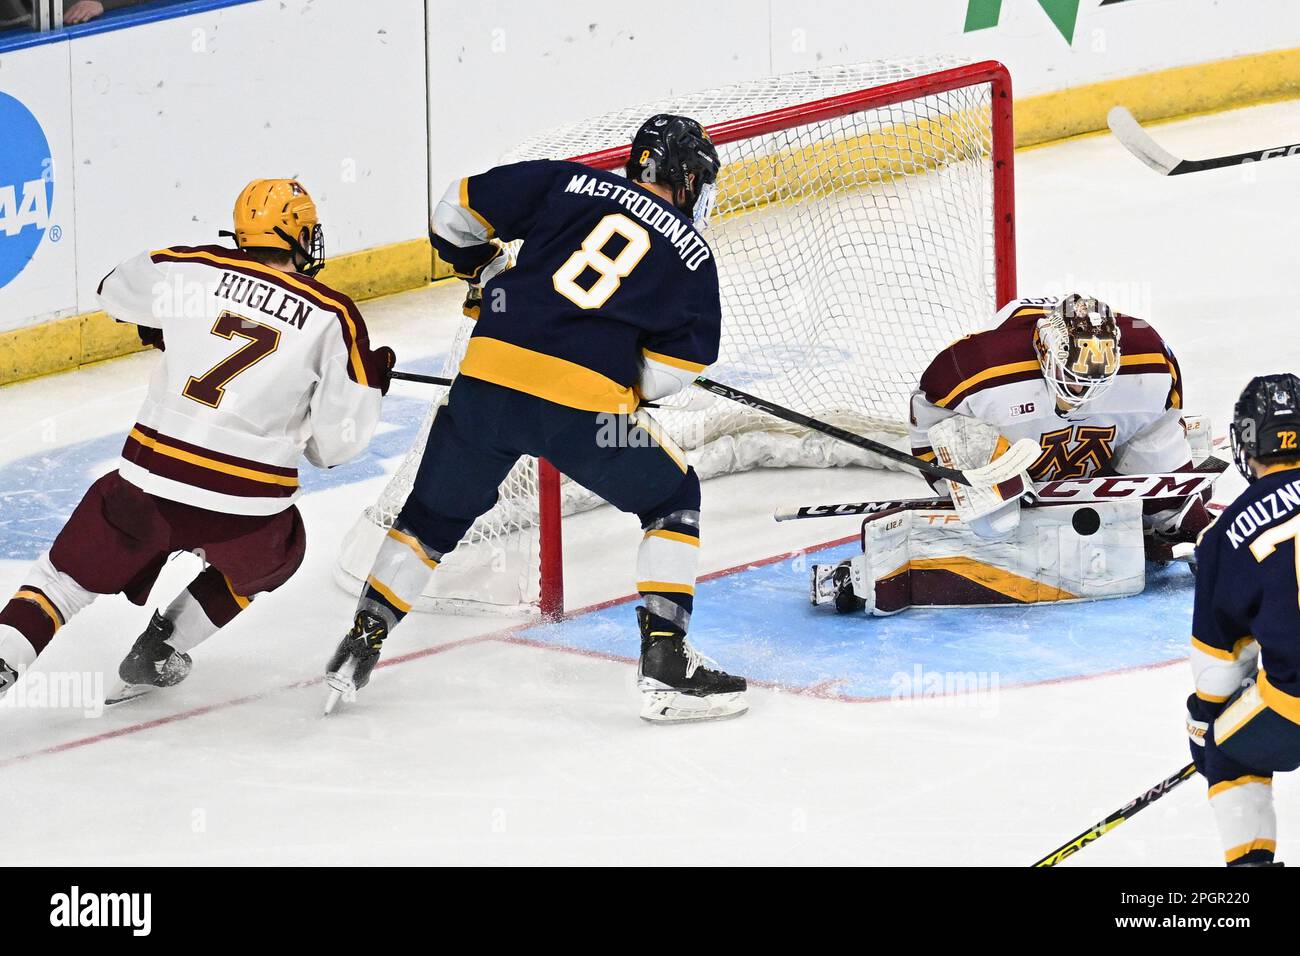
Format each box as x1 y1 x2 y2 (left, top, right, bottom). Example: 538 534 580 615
97 244 382 515
908 297 1191 483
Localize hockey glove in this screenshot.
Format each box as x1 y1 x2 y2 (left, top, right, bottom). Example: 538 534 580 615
1185 693 1224 776
461 240 514 319
137 324 165 351
1146 497 1213 563
363 345 397 395
928 415 1033 538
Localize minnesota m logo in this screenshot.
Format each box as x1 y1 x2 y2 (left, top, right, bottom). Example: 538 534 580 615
1031 425 1118 480
1071 336 1119 376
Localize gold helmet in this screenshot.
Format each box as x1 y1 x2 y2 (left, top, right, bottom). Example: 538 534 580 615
232 179 325 275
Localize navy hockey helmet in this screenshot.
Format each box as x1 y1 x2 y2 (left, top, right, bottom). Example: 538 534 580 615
1230 373 1300 481
626 114 721 226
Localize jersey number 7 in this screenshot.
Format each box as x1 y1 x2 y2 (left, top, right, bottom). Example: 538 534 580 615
1250 511 1300 600
552 213 651 309
183 311 281 409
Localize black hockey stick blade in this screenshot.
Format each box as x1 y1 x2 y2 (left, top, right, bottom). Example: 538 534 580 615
390 369 453 387
1108 106 1300 176
1032 762 1197 867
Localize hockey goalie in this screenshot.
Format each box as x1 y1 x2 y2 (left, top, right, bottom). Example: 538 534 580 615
812 293 1216 615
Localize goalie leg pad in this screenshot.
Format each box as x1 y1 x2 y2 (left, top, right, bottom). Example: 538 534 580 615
852 501 1146 614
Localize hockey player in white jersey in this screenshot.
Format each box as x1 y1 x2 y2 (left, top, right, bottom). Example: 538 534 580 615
814 294 1212 614
0 179 392 701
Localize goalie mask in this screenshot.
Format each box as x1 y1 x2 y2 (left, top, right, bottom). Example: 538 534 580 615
1230 373 1300 482
626 114 721 227
1034 294 1121 413
231 179 326 276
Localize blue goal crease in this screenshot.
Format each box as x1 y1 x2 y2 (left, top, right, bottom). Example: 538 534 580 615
516 544 1194 699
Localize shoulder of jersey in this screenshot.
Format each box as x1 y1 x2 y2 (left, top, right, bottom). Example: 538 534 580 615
918 301 1046 408
149 244 363 317
1115 313 1176 375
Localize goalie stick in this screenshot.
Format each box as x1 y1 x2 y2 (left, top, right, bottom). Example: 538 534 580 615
1032 763 1197 867
1107 105 1300 176
389 368 1040 489
693 377 1039 488
774 470 1222 521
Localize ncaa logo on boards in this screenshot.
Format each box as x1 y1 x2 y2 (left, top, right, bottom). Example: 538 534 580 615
0 91 56 289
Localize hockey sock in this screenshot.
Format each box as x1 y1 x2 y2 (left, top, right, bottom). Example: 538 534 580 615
636 509 700 633
0 552 98 658
360 522 443 628
165 567 250 654
1210 773 1277 865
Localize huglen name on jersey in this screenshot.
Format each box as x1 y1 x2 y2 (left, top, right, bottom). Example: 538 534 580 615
563 173 711 270
49 886 151 936
214 270 316 329
1225 476 1300 549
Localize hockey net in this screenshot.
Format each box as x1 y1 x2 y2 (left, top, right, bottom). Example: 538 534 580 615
336 56 1016 617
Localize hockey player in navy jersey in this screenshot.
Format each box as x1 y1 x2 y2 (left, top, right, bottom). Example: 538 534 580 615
326 115 748 722
1186 373 1300 866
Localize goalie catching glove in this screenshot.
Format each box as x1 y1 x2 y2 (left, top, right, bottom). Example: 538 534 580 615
927 415 1033 538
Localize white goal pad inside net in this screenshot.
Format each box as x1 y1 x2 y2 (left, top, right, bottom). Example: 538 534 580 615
336 55 1016 616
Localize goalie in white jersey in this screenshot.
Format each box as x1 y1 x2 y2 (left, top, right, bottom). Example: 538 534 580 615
815 294 1212 614
0 179 392 701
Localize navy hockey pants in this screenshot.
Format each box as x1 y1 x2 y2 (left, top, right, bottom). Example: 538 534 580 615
397 375 699 560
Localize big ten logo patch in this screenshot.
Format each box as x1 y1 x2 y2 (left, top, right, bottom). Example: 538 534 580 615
0 92 56 290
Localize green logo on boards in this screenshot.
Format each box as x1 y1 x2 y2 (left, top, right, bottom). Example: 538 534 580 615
964 0 1136 45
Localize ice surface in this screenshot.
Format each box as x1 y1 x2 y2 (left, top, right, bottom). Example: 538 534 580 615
1 101 1298 865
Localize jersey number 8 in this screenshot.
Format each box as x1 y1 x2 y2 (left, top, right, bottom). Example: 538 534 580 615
552 213 651 310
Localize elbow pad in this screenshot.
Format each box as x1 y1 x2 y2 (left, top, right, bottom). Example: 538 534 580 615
638 360 698 402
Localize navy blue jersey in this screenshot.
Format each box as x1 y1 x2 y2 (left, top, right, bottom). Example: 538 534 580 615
1193 465 1300 719
446 159 721 413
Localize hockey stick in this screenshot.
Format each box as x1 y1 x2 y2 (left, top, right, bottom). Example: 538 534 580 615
389 369 1038 488
1108 106 1300 176
1032 763 1197 867
390 370 453 387
774 471 1221 521
693 376 1040 488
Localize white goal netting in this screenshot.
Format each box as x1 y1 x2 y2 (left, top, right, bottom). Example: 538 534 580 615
336 55 1013 615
